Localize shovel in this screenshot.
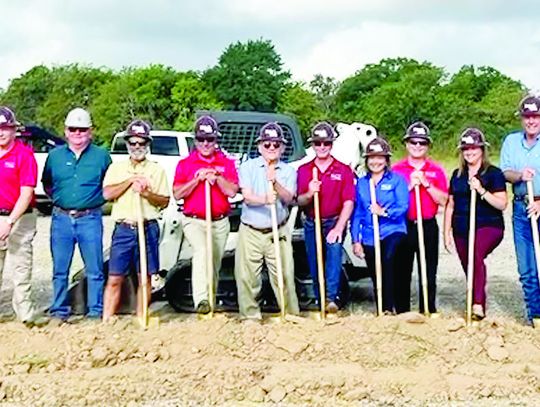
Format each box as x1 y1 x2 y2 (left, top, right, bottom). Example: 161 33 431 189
136 193 159 329
527 180 540 281
312 167 326 320
414 185 430 317
204 179 215 319
268 180 286 321
369 178 383 316
465 189 477 326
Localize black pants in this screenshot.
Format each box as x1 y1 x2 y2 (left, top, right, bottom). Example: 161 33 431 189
364 232 406 313
395 218 439 314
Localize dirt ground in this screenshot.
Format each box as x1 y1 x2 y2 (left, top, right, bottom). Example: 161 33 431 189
1 213 540 406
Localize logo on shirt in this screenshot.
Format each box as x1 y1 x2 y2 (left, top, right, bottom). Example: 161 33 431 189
215 166 225 173
380 183 392 191
4 161 15 169
330 173 342 181
425 171 436 178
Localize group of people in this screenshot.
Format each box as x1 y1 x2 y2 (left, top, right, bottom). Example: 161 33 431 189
1 94 540 327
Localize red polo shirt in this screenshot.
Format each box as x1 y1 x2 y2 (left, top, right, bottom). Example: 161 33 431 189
297 158 355 219
173 150 238 219
392 158 448 221
0 140 37 210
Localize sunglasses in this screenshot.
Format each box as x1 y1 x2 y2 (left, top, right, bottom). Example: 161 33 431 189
68 127 89 133
408 140 429 146
263 141 281 150
313 140 333 147
195 136 217 143
128 140 148 147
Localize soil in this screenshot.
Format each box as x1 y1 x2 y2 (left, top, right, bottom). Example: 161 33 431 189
0 213 539 406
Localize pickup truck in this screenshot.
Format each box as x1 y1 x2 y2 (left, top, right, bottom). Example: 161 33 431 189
16 126 66 214
110 129 194 190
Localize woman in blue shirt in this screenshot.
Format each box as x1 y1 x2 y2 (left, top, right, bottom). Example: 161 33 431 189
351 138 409 313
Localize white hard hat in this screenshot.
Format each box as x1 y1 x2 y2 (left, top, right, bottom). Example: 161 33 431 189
65 107 92 128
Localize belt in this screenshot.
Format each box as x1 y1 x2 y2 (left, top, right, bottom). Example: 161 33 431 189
184 213 227 221
0 207 33 216
116 219 158 230
54 206 101 218
408 217 437 225
242 218 288 234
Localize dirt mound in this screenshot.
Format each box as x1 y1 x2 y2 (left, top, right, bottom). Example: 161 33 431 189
1 312 540 406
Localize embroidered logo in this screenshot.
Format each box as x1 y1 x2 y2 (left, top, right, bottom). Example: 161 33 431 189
413 127 426 135
330 173 342 181
264 129 278 138
131 125 146 135
369 144 383 153
4 161 15 169
524 102 539 112
461 135 475 145
381 183 392 191
314 129 328 138
199 124 213 134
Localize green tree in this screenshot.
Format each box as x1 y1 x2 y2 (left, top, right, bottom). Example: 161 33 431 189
171 72 223 131
203 39 291 112
0 65 55 125
309 74 340 117
91 65 181 145
278 83 324 142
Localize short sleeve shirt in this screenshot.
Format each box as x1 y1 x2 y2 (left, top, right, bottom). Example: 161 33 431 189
173 150 239 219
42 144 112 210
103 159 169 222
239 156 296 228
392 158 448 221
297 158 355 219
449 165 506 236
500 131 540 197
0 140 37 210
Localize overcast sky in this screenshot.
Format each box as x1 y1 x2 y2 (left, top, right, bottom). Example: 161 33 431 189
2 0 539 91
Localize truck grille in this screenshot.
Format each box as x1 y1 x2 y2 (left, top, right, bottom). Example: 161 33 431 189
218 122 296 163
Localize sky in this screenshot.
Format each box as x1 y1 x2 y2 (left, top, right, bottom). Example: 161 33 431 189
2 0 540 91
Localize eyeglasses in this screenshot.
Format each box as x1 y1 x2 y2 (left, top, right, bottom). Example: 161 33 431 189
195 136 217 143
68 127 89 133
408 140 429 146
313 140 333 147
263 141 281 150
128 140 148 147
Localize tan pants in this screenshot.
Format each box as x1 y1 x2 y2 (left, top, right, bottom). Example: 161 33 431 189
181 215 229 307
0 212 37 321
234 223 299 319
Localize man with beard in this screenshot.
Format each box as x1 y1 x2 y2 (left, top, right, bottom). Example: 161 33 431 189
501 96 540 326
102 120 169 322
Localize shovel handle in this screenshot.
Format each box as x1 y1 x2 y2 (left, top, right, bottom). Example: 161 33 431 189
312 167 326 319
414 185 430 316
205 180 214 316
369 178 383 316
136 193 149 328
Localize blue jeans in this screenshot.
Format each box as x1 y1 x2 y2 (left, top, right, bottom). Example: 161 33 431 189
513 200 540 321
50 208 105 318
304 217 343 302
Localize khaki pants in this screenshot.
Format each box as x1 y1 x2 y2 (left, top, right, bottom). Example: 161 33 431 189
181 215 230 307
234 223 299 319
0 212 37 321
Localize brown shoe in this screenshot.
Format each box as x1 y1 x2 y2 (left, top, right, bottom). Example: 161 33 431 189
326 301 338 314
472 304 485 321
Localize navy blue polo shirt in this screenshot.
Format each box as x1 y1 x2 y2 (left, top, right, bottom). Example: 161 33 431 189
42 144 112 210
449 165 506 236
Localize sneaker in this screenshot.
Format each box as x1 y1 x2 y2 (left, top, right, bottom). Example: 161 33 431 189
152 274 166 292
472 304 485 321
532 317 540 328
196 300 211 315
326 301 338 314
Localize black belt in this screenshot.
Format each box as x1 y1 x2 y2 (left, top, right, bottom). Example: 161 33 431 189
116 219 157 230
408 217 437 225
0 207 33 216
184 213 228 221
54 206 101 218
242 218 288 234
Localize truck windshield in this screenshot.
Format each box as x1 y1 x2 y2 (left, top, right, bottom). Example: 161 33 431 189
111 136 180 156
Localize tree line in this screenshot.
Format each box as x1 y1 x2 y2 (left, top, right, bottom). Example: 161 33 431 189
0 38 526 154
